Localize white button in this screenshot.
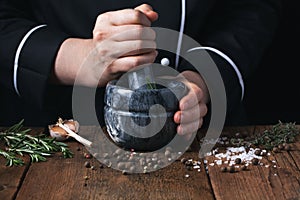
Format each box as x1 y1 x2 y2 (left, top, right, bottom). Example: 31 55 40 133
161 58 170 66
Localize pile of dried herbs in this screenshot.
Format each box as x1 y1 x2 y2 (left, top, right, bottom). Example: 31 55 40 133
230 121 299 150
250 121 299 150
0 120 73 166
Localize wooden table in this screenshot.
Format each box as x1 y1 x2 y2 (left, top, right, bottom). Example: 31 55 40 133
1 125 300 200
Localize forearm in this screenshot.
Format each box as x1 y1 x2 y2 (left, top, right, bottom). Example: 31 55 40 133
51 38 94 85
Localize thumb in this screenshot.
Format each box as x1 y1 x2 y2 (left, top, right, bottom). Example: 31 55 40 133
134 4 158 22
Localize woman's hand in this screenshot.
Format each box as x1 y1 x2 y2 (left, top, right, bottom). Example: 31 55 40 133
174 71 209 139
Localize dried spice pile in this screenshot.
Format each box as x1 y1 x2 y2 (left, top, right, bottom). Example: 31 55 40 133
203 121 299 173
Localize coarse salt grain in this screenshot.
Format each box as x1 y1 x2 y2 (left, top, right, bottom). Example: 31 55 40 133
215 160 222 165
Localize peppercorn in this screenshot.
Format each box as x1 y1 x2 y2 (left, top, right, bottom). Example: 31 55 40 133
115 149 122 155
116 155 123 161
272 147 280 153
84 161 91 168
117 162 126 170
129 166 136 173
186 166 193 171
241 165 247 171
76 147 81 151
284 144 291 151
165 146 173 152
235 158 242 164
220 167 227 172
164 150 171 157
252 158 259 165
181 158 188 164
254 150 261 156
122 170 128 175
228 166 235 173
84 153 92 159
277 144 284 150
91 166 96 170
184 160 193 167
157 160 164 166
102 153 109 159
261 151 267 156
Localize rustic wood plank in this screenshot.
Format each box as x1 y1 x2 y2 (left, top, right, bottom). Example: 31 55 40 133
206 125 300 200
0 154 30 200
15 126 214 200
0 128 44 200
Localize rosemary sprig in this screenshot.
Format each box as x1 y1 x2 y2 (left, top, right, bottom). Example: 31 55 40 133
146 77 156 90
0 120 73 166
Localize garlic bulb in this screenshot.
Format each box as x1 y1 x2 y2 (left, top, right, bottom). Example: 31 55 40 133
63 119 80 133
49 125 69 141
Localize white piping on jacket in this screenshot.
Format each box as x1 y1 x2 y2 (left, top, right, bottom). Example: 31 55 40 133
13 24 47 96
187 47 245 100
176 0 244 100
175 0 186 69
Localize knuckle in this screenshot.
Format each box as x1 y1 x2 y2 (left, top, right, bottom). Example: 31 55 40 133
130 57 141 67
132 10 143 21
93 31 106 41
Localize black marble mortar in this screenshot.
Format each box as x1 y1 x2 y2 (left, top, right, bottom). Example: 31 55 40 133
104 78 188 151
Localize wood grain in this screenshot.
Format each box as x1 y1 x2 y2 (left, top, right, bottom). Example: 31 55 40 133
206 126 300 200
2 125 300 200
15 126 214 200
0 128 43 200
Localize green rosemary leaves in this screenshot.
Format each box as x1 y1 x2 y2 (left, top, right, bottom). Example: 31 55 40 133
0 120 73 167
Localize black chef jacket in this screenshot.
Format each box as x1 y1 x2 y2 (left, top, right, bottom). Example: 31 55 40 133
0 0 281 127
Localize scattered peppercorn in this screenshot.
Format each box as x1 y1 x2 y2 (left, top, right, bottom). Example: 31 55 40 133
181 158 188 164
220 167 227 172
186 166 193 171
254 149 261 156
84 153 92 159
184 160 193 167
272 147 280 153
277 144 284 150
252 158 259 165
228 166 235 173
76 147 81 151
235 158 242 164
241 165 247 171
164 150 171 157
284 144 291 151
84 161 91 168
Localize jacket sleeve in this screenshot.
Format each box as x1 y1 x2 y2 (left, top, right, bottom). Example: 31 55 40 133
0 0 69 108
178 0 281 118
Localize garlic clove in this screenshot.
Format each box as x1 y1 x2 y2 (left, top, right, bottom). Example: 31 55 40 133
63 119 80 133
49 125 69 141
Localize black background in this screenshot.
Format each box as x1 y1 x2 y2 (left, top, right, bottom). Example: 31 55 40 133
244 0 300 125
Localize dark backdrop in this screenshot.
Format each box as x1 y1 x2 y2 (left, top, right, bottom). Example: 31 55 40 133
244 0 300 125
